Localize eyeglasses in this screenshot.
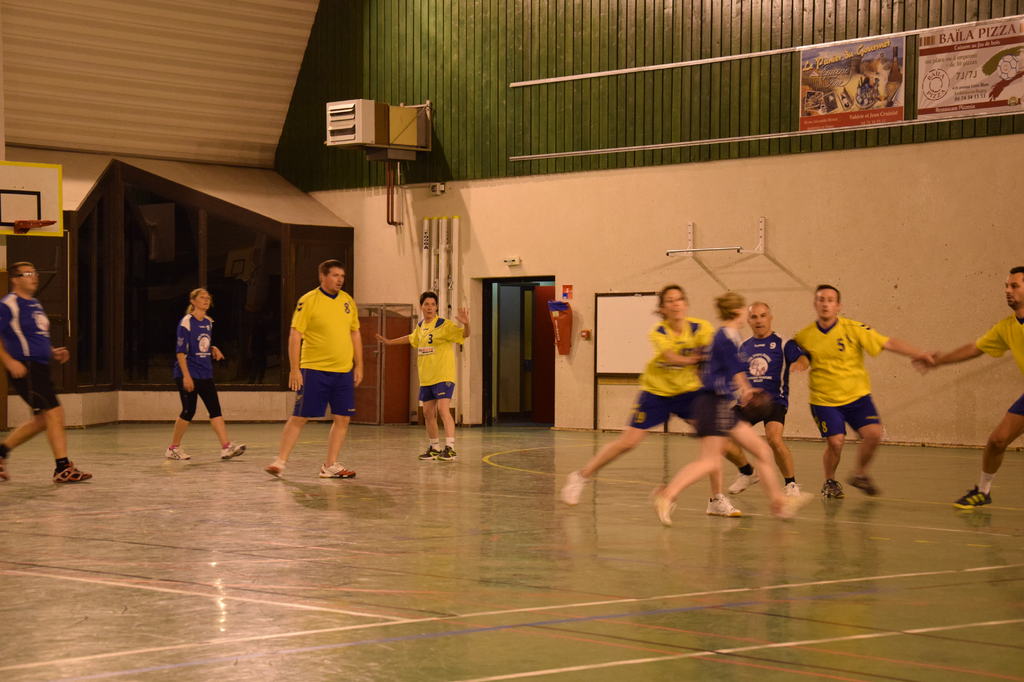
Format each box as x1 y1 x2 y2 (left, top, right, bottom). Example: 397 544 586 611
13 271 38 278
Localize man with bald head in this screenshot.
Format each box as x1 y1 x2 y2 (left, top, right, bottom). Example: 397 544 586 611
726 301 808 496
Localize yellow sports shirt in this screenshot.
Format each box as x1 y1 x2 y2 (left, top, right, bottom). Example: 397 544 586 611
976 314 1024 375
639 318 714 397
793 317 889 406
409 317 465 386
291 288 360 372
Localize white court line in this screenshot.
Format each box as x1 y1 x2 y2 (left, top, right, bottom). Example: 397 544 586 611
453 562 1024 619
1 569 408 621
3 562 1021 673
456 618 1024 681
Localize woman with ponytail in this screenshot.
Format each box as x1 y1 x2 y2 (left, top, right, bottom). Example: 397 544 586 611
165 288 245 461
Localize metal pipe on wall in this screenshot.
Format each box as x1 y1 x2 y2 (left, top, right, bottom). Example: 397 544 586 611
420 217 430 301
438 217 449 317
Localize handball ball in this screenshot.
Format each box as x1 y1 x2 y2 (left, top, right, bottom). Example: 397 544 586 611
740 390 773 423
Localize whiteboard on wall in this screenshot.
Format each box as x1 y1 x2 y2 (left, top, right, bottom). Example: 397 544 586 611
595 293 660 374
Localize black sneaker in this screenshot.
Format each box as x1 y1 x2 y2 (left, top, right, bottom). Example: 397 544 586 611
953 486 991 509
418 446 440 461
821 478 845 499
436 446 457 462
847 475 880 496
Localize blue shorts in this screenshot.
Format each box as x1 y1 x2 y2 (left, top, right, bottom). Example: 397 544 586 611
810 394 881 438
629 390 700 429
419 382 455 402
293 369 356 418
694 391 739 437
1010 393 1024 416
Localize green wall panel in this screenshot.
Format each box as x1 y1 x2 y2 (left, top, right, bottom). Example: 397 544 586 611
276 0 1024 192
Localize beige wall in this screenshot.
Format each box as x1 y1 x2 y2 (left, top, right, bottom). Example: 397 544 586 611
313 135 1024 447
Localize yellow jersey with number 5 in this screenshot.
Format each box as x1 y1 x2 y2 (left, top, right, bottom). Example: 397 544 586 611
975 314 1024 375
639 318 714 397
793 317 889 406
409 317 466 386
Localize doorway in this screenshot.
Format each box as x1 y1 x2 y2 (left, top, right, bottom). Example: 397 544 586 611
482 277 556 425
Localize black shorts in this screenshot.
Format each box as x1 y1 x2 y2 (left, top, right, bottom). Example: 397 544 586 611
10 361 60 414
694 391 739 437
739 400 788 426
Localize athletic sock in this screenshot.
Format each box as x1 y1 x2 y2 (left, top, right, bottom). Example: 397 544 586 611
221 442 230 449
738 464 754 476
784 477 796 485
978 472 995 494
54 457 70 472
445 438 455 448
0 443 9 459
429 439 440 450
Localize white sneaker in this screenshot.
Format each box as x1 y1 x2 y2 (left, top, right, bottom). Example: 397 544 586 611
318 462 356 478
654 492 676 527
706 493 743 517
220 442 246 460
776 492 815 519
560 471 589 506
165 446 190 460
264 460 286 477
784 481 802 496
728 472 760 494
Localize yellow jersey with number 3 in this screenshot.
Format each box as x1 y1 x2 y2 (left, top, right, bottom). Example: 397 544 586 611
975 314 1024 375
410 317 465 386
291 288 360 372
639 318 714 397
793 317 889 406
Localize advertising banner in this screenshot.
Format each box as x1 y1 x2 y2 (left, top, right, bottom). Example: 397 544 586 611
917 16 1024 120
799 37 906 131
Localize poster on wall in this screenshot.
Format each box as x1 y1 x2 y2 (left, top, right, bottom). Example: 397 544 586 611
798 37 906 131
917 16 1024 120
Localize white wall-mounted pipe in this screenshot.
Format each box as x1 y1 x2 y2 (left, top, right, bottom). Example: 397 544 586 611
429 217 439 295
438 217 449 317
451 215 462 424
420 217 430 301
451 216 461 316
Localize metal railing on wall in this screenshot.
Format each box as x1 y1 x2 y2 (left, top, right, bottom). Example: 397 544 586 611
509 14 1024 162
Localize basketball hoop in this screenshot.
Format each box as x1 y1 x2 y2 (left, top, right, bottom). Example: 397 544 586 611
12 219 55 235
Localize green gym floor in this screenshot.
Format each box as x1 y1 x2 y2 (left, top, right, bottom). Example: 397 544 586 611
0 423 1021 681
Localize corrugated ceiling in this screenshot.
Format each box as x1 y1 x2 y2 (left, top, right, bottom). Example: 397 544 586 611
2 0 319 168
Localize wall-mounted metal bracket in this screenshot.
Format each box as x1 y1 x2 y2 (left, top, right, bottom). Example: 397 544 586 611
666 217 766 256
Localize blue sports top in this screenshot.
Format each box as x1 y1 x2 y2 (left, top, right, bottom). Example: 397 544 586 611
739 332 807 407
0 294 52 364
702 327 748 397
173 314 214 380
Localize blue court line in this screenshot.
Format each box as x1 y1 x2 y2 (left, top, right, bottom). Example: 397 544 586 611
60 588 884 680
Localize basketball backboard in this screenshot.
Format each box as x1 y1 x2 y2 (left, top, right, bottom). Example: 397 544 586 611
0 160 63 237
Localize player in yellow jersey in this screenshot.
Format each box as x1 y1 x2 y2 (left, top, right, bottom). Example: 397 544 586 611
793 284 932 498
265 260 363 479
560 285 742 517
377 291 470 462
919 267 1024 509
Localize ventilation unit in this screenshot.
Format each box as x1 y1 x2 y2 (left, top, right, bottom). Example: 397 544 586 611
325 99 389 146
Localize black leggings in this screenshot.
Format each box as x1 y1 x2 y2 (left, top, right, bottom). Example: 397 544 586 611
175 377 222 421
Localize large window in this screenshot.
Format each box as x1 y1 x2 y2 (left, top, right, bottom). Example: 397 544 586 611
59 160 353 392
123 185 201 384
76 200 112 387
204 214 282 385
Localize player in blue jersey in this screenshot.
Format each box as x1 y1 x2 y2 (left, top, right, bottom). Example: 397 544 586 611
164 288 245 461
653 292 810 526
920 267 1024 508
725 302 808 496
0 262 91 483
